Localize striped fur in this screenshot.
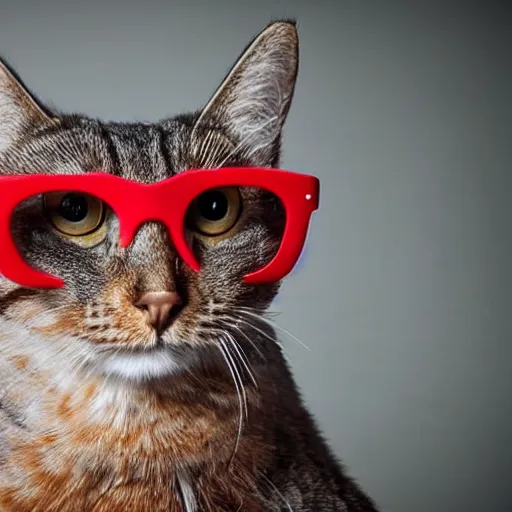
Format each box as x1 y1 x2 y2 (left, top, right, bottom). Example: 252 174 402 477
0 20 378 511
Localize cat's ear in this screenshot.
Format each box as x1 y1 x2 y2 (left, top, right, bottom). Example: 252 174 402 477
193 20 299 166
0 59 53 154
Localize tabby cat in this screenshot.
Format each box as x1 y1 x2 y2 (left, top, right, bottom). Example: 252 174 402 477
0 20 378 511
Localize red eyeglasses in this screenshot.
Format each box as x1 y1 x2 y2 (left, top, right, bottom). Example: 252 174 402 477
0 167 319 289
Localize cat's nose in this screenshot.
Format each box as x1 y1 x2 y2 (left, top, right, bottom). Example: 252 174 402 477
135 291 183 332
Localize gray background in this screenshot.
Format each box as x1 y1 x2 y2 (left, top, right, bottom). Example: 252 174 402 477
1 1 511 510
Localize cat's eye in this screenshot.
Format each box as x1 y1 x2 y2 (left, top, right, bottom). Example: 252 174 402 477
187 187 241 237
44 191 106 239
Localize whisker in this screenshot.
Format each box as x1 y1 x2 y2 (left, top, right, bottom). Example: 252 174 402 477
213 317 266 360
216 338 244 461
216 313 294 364
223 330 258 389
220 336 248 419
225 313 277 345
208 324 257 386
258 471 294 512
237 308 311 352
231 304 282 320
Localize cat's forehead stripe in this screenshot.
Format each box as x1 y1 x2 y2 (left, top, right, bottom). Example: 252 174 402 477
1 116 193 180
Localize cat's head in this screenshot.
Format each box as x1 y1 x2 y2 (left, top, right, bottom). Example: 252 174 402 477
0 21 299 381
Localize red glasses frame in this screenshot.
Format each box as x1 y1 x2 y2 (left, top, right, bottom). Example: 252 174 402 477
0 167 319 289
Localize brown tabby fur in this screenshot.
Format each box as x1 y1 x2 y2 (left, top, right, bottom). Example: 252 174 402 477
0 20 378 511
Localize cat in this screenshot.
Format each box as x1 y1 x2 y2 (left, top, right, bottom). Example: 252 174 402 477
0 20 379 511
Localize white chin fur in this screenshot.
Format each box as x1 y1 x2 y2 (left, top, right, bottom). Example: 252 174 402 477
103 348 183 381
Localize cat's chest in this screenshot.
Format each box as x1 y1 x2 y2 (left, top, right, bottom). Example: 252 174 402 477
0 379 268 511
0 431 266 512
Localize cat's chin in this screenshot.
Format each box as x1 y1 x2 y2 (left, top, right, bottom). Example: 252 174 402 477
101 346 187 382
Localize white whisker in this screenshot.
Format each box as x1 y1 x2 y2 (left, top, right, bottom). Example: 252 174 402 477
213 316 266 360
223 331 258 389
220 336 248 419
228 313 276 344
217 338 244 460
214 312 294 363
237 307 311 351
259 471 294 512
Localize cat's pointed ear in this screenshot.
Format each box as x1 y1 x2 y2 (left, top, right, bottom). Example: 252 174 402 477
0 59 53 154
193 20 299 166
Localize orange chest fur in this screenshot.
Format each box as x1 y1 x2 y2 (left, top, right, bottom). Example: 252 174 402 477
0 384 270 511
0 437 267 512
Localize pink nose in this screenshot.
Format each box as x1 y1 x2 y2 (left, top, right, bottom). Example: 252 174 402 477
135 291 183 332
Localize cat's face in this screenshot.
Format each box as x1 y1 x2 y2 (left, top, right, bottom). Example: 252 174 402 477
0 21 298 381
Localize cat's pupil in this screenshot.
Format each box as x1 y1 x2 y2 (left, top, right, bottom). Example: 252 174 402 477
57 193 88 223
197 190 228 221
